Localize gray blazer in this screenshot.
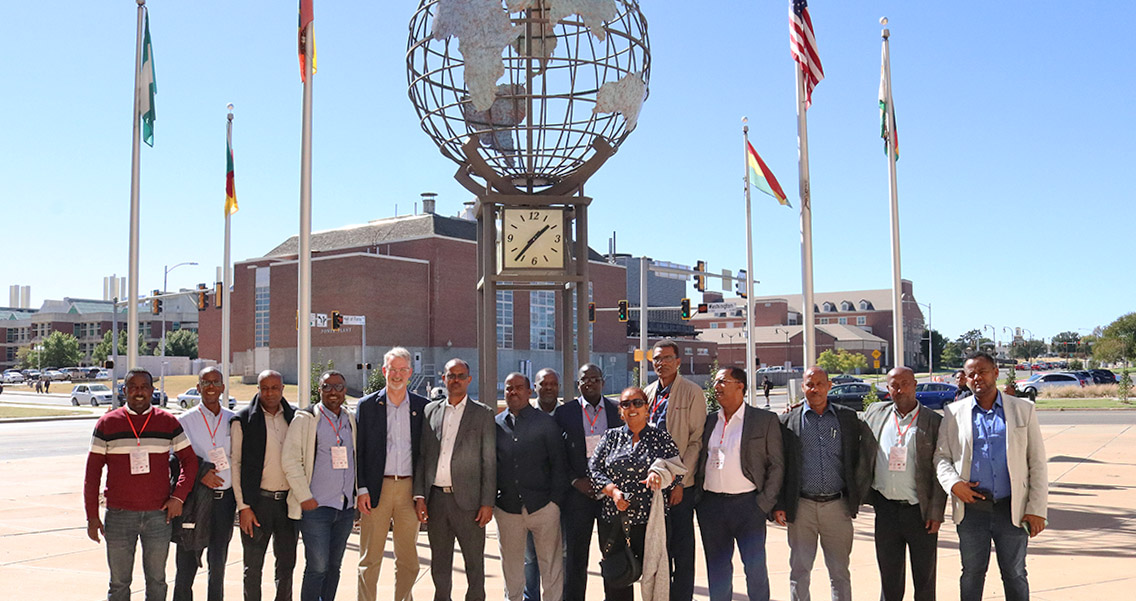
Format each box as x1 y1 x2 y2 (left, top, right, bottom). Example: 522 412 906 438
696 404 785 514
414 396 496 511
862 401 947 523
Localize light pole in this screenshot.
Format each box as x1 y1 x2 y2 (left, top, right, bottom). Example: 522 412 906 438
916 302 932 380
1022 328 1034 375
161 261 197 404
775 327 791 369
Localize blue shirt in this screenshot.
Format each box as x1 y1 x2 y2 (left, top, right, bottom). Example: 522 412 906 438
649 384 670 433
383 394 413 477
310 406 356 510
969 394 1011 500
799 404 845 495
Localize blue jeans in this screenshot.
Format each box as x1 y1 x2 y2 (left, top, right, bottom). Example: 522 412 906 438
298 505 354 601
523 531 540 601
697 491 770 601
957 499 1029 601
104 507 173 601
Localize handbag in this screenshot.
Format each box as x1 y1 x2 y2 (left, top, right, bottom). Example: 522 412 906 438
600 511 641 588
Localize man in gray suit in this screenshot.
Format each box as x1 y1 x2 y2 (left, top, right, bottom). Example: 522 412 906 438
414 359 496 601
862 366 946 601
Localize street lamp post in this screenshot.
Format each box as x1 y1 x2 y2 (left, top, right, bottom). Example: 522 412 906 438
161 261 198 404
775 327 791 369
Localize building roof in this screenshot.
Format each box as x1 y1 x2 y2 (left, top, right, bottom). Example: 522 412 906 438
261 212 608 261
699 323 886 346
698 283 915 318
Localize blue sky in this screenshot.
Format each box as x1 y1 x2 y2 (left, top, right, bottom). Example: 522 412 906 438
3 1 1133 343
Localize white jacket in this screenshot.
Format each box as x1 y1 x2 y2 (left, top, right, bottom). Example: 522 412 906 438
281 402 358 520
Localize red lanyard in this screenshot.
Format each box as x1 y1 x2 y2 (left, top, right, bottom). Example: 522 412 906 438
893 407 919 443
200 408 222 446
583 402 602 433
127 410 154 446
650 387 670 420
718 410 735 446
322 409 344 445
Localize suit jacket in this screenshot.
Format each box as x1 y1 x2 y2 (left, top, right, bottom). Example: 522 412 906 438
776 402 873 521
934 392 1047 525
414 396 496 511
494 406 569 513
643 373 707 483
553 396 623 485
280 402 358 520
355 388 428 501
695 404 785 514
862 401 947 523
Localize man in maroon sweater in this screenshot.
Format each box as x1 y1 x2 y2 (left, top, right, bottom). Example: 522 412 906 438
85 368 199 601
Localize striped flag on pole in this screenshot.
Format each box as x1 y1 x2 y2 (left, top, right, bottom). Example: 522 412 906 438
746 141 790 207
299 0 316 82
138 10 157 146
879 42 899 160
789 0 823 108
225 132 238 215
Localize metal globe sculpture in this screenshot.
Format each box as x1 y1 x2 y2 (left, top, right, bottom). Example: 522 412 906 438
407 0 650 191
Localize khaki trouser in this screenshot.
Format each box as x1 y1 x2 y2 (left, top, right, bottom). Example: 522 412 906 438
357 477 419 601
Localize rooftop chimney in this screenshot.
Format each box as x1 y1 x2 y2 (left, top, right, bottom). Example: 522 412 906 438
421 192 437 215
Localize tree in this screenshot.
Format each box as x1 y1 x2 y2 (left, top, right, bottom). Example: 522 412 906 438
1051 331 1081 357
921 329 948 371
1010 339 1047 360
92 331 151 365
153 329 198 359
364 367 386 395
703 359 720 413
940 341 964 368
816 349 844 374
1100 313 1136 365
816 348 869 375
19 332 82 369
956 330 984 352
311 358 335 400
1118 371 1131 404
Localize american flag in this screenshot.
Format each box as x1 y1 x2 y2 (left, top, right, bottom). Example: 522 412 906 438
790 0 824 108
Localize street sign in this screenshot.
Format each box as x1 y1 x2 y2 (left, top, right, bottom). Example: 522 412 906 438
344 315 366 326
707 302 733 313
312 313 328 328
871 349 882 359
873 359 881 369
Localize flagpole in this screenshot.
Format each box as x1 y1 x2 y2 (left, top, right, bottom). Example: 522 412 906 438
127 0 146 367
223 106 234 391
742 118 757 406
882 18 904 369
297 18 314 408
795 66 817 368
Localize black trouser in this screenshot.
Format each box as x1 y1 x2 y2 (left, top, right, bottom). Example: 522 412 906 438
560 490 603 601
597 518 647 601
872 490 938 601
241 492 298 601
173 489 237 601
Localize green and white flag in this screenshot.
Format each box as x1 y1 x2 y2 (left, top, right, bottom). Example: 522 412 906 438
878 42 898 161
139 11 156 147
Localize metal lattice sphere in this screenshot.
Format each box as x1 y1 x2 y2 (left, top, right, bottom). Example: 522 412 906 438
407 0 650 190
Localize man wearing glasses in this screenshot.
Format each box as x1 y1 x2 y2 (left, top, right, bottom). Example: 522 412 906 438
415 358 496 601
282 370 358 601
355 347 429 601
935 351 1047 601
695 367 783 601
642 340 707 601
553 363 623 601
173 366 237 601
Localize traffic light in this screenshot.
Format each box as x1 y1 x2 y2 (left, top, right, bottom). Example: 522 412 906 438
214 282 223 310
736 269 747 298
680 298 692 320
196 284 210 311
588 302 596 323
697 303 709 314
331 311 343 331
617 300 629 322
693 260 707 292
150 290 162 315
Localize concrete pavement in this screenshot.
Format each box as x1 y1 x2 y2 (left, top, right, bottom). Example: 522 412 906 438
1 422 1134 600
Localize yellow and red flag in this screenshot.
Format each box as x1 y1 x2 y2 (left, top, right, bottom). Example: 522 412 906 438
225 135 238 215
299 0 316 82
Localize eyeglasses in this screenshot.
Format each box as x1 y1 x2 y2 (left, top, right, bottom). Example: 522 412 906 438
385 367 412 375
619 398 648 409
652 355 678 365
444 373 469 381
713 379 740 386
579 376 603 384
320 383 346 392
199 380 224 388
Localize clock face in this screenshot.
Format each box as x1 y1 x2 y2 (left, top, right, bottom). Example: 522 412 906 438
502 208 565 269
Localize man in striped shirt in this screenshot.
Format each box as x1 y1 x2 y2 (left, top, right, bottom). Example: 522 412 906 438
84 367 200 601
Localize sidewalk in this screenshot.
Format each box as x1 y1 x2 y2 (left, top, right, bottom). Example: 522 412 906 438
1 422 1134 600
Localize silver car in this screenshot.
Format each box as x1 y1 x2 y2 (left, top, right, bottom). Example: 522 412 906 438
71 384 114 406
176 388 237 409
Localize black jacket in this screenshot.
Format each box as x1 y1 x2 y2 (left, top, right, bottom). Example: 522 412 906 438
495 406 569 513
170 457 217 551
355 388 428 500
231 393 295 509
775 402 873 521
553 397 623 486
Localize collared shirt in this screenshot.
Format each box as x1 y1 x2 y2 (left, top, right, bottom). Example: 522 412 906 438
970 394 1011 500
309 406 356 509
261 408 290 492
178 403 236 489
799 403 845 495
649 383 670 432
579 397 609 459
384 393 413 477
704 407 756 494
872 405 920 504
495 406 565 514
434 395 467 487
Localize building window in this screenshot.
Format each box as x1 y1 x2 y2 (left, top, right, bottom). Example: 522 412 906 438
697 348 709 356
822 301 837 312
497 290 514 349
841 301 854 311
254 285 270 348
857 316 866 325
859 300 874 311
530 290 555 350
819 318 830 324
710 322 719 329
838 317 848 325
685 347 693 355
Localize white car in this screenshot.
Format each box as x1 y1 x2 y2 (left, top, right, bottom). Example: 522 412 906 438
1015 372 1085 401
2 371 25 384
71 384 114 406
176 388 237 409
43 370 67 381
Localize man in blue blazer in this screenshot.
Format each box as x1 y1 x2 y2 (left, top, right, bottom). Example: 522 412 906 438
355 347 429 601
553 363 622 601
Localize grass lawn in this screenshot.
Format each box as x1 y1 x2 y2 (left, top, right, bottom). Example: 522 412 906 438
1033 398 1133 410
0 405 87 418
153 375 357 403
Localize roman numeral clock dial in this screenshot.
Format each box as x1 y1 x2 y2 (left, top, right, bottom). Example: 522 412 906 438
501 208 565 270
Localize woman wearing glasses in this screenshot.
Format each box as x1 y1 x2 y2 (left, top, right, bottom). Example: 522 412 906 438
588 387 686 601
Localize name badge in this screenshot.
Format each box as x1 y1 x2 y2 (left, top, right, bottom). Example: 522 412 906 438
130 447 150 475
585 434 602 458
888 445 907 472
331 446 349 470
208 446 230 472
707 448 726 471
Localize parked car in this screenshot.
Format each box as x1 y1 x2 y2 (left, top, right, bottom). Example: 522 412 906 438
1016 372 1084 401
830 374 863 385
176 388 237 409
42 369 66 381
71 384 114 406
1090 369 1118 384
115 384 169 407
1071 371 1095 386
827 382 890 411
2 370 26 384
915 382 959 410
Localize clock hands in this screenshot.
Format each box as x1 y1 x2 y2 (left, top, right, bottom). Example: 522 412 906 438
513 225 551 263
